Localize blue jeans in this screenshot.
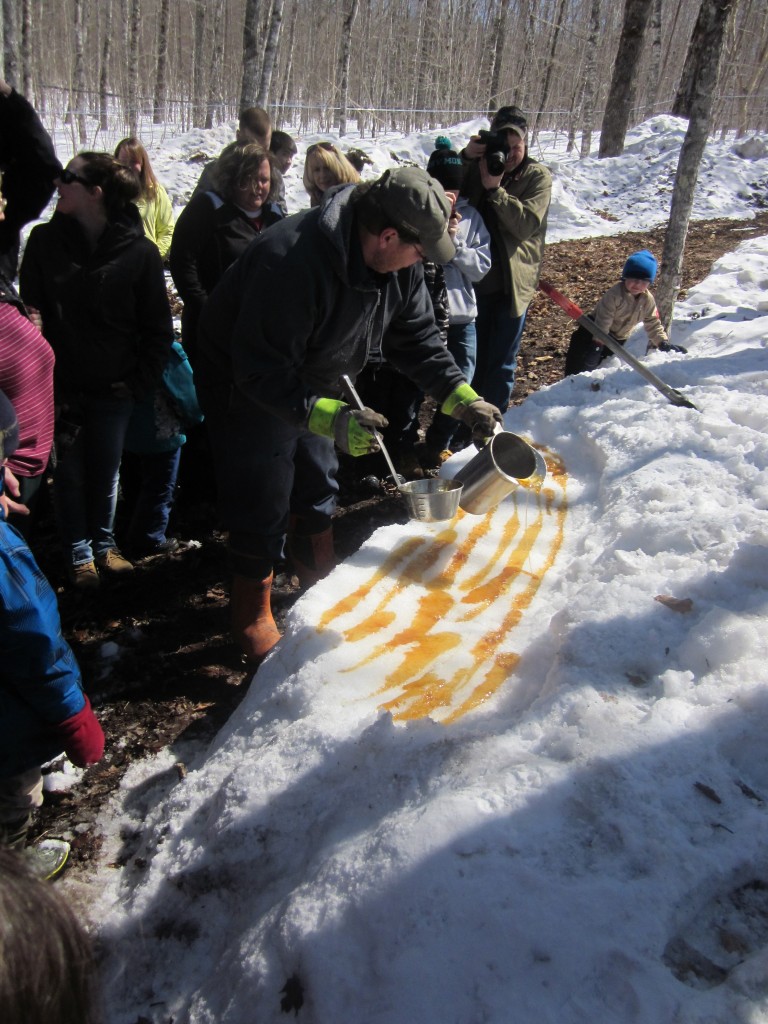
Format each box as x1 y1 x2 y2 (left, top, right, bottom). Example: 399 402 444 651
472 293 527 411
426 321 477 453
52 394 134 566
124 448 181 551
202 385 338 579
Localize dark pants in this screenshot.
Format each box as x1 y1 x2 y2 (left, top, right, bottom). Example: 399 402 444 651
123 448 181 552
352 361 422 478
564 324 622 376
202 385 338 579
472 292 527 411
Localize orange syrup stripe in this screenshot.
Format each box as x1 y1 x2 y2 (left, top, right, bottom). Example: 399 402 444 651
318 535 427 631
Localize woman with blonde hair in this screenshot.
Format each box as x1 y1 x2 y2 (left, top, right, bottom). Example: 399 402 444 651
302 141 359 207
114 136 174 259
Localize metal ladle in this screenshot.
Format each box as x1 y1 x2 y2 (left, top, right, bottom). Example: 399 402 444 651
341 374 405 487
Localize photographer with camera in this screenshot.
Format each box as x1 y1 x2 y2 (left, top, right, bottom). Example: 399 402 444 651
462 106 552 412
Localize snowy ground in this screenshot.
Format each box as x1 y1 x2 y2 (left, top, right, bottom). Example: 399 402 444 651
43 116 768 1022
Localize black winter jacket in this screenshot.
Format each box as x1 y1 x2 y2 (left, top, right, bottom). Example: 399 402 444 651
0 87 61 291
169 191 283 362
197 184 465 426
19 207 172 401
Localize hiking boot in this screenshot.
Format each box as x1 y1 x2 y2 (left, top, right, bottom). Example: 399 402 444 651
96 549 134 574
24 839 71 881
394 450 424 480
68 560 100 589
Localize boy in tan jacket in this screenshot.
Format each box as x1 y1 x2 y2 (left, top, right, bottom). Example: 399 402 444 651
564 250 684 376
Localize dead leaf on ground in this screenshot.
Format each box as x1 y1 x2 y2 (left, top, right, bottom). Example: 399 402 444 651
655 595 694 614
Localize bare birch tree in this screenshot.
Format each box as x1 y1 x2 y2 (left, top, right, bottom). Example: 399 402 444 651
72 0 88 143
2 0 18 88
241 0 262 111
336 0 359 136
127 0 142 135
153 0 170 124
20 0 32 97
580 0 602 157
656 0 740 327
99 0 113 132
533 0 568 136
257 0 284 109
599 0 653 157
487 0 511 116
645 0 663 116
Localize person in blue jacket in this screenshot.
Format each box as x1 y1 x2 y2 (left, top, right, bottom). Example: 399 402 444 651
0 389 104 871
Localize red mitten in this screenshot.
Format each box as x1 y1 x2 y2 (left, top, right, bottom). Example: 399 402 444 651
55 694 105 767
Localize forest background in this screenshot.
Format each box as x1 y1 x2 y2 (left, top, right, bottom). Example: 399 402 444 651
0 0 766 157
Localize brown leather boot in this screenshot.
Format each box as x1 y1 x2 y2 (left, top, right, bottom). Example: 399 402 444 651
230 573 281 665
288 521 336 589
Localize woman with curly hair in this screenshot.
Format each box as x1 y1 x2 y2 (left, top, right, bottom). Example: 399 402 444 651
170 142 282 365
302 141 359 208
114 136 174 259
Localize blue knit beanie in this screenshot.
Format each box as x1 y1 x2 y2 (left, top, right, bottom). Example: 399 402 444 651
426 136 464 192
622 250 657 283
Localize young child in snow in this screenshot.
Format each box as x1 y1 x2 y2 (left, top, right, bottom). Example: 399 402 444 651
564 249 684 376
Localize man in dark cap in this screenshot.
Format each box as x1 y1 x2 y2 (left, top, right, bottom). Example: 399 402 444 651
197 166 503 666
462 106 552 411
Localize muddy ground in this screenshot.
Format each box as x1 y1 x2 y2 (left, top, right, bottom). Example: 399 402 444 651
29 210 768 873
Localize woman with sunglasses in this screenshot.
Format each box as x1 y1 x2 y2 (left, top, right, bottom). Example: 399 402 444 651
19 152 173 588
302 142 360 208
169 142 282 368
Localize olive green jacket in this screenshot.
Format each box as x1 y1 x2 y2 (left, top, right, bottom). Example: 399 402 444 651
464 157 552 318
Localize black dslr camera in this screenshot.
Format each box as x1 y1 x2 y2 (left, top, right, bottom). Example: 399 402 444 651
477 129 510 176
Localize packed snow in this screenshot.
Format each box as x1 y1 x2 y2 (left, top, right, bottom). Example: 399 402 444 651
41 114 768 1022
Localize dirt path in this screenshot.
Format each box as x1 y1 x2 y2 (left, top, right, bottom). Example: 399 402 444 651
32 211 768 873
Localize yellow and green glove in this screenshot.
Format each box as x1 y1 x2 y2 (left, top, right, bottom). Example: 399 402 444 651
441 383 503 441
308 398 389 456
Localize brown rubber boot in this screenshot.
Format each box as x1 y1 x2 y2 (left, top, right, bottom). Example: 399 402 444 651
287 522 336 589
230 573 281 666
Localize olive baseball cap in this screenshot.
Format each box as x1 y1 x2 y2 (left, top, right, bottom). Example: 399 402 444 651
368 166 454 264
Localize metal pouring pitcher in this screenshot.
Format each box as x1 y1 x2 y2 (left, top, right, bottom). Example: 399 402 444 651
453 429 547 515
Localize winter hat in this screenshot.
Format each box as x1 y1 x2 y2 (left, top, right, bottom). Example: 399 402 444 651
490 105 528 140
426 136 464 192
366 165 454 264
622 249 658 282
0 387 18 464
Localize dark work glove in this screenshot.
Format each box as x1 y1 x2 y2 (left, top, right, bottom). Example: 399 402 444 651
308 398 389 456
657 341 688 354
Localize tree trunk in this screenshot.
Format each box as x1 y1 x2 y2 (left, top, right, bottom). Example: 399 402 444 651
656 0 740 328
191 0 206 128
487 0 511 116
73 0 88 144
645 0 663 116
153 0 171 124
598 0 653 158
413 0 439 131
257 0 284 109
127 0 141 135
240 0 262 111
278 0 299 125
533 0 568 137
20 0 31 97
99 0 113 132
580 0 602 158
336 0 359 136
206 0 226 129
2 0 18 88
